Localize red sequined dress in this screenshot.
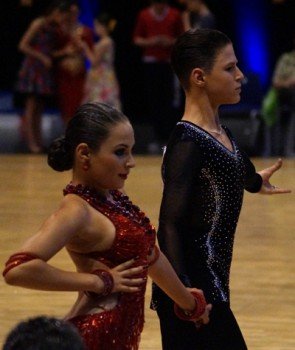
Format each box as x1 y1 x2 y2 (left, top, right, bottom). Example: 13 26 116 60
63 183 156 350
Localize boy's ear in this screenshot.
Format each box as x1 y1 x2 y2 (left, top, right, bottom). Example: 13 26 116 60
191 68 205 87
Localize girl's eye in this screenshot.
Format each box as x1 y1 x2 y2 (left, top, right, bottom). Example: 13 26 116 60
114 148 126 156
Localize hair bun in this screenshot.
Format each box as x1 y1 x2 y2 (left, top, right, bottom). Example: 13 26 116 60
47 137 73 172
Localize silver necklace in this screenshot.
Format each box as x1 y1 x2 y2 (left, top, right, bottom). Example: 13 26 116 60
207 127 223 136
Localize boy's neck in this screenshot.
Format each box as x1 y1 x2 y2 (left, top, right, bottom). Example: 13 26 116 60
182 94 221 129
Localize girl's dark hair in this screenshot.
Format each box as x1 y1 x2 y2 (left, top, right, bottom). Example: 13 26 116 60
151 0 168 4
48 102 129 172
95 13 117 33
171 29 232 90
44 0 72 15
96 13 112 26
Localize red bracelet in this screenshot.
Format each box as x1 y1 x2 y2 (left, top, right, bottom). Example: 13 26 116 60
174 291 207 321
3 252 40 277
85 269 114 298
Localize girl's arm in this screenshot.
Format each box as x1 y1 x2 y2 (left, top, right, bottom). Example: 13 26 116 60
80 38 110 66
148 249 211 324
182 11 191 31
148 251 195 311
3 195 144 294
52 44 76 59
18 18 51 68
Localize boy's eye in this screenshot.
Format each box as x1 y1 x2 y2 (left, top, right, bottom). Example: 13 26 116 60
114 148 126 156
226 65 235 71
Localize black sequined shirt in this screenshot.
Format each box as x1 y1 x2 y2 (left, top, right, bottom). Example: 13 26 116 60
152 121 262 306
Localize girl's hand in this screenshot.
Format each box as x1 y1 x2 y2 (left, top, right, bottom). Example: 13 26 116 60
258 159 291 195
194 304 212 328
41 55 52 69
93 259 146 294
64 44 77 55
187 288 212 327
72 36 87 52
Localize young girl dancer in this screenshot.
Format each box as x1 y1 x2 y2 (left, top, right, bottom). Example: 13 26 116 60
3 102 211 350
80 13 121 110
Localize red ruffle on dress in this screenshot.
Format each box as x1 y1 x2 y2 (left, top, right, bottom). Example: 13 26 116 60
63 184 156 350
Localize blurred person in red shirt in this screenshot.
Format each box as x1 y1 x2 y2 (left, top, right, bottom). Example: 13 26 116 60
54 1 93 124
133 0 184 152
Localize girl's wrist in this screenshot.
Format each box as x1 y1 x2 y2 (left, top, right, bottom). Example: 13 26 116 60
85 269 114 298
174 291 207 321
178 294 196 312
188 295 198 312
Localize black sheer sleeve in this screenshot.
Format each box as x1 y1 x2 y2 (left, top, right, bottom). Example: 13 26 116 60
240 149 263 193
224 125 262 193
157 140 202 287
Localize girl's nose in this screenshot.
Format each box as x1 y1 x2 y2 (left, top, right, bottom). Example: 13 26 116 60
127 154 135 168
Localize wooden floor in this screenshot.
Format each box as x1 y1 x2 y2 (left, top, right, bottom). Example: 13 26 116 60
0 155 294 349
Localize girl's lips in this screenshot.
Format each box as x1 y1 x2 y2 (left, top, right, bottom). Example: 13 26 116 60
119 174 128 180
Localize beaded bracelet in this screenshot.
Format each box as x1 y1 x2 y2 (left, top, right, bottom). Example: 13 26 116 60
84 269 114 298
174 291 207 322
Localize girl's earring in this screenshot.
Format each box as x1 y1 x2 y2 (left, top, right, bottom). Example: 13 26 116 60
83 162 89 171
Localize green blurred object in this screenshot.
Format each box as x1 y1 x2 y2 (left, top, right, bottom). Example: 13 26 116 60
261 87 279 127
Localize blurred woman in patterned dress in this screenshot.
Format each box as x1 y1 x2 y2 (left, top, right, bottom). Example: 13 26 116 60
79 13 122 110
16 0 71 153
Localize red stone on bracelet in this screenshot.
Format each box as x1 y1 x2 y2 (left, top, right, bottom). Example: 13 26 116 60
174 291 207 321
85 269 114 298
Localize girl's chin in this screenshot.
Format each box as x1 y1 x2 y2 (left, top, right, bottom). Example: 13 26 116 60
112 181 125 190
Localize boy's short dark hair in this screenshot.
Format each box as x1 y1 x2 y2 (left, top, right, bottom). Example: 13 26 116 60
171 29 231 90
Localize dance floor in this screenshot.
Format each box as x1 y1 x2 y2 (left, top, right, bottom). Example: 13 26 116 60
0 155 294 349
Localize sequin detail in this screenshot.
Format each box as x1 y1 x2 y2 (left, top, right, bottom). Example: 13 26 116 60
200 168 226 301
179 121 245 303
64 184 156 350
152 120 249 310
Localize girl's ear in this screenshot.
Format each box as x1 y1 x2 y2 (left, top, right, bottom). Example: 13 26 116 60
191 68 205 87
76 143 91 162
